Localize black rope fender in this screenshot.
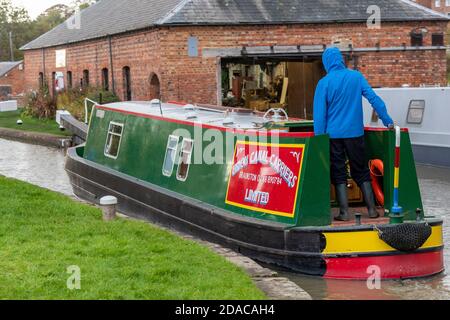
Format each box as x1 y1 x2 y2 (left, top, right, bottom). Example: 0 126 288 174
374 223 432 252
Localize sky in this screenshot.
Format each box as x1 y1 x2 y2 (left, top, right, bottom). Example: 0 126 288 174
11 0 72 19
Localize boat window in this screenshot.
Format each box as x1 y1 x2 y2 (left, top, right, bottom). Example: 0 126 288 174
407 100 425 124
162 135 180 177
104 122 124 159
176 138 194 182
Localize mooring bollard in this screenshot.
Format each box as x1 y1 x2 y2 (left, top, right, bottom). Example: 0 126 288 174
100 196 118 221
355 213 362 226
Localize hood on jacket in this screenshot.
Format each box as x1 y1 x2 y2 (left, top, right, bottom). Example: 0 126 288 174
322 47 346 73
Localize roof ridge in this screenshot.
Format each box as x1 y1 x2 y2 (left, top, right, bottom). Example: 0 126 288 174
400 0 450 19
157 0 192 25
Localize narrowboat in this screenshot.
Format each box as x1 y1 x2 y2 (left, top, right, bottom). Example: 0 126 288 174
65 100 444 280
364 87 450 167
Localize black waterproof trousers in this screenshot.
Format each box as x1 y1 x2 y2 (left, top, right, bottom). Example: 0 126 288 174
330 136 371 186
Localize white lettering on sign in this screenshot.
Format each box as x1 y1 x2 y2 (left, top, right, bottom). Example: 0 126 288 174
232 151 298 188
245 189 270 206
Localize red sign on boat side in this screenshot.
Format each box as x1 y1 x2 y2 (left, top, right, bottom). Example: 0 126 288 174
225 141 305 218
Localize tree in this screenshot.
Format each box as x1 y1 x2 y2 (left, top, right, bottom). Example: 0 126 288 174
0 0 98 62
0 0 31 61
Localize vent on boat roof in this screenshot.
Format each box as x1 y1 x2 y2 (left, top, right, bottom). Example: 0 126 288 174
223 116 235 126
186 111 198 120
150 99 163 116
150 99 161 107
183 104 196 111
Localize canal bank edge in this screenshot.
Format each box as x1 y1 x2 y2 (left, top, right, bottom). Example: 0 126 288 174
0 128 72 149
114 213 312 300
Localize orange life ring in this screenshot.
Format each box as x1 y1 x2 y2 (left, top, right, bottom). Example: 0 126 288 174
370 159 384 206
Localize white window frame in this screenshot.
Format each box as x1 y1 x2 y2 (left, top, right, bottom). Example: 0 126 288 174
446 0 450 6
162 135 180 177
435 0 441 7
104 121 124 160
176 138 194 182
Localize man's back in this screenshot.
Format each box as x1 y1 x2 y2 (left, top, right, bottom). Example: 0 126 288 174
313 47 393 139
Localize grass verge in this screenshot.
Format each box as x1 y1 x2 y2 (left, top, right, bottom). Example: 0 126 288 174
0 110 71 136
0 176 265 300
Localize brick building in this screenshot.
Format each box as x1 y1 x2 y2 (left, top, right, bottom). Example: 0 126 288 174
0 61 24 100
21 0 449 118
414 0 450 16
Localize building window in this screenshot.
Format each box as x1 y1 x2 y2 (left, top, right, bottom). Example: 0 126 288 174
162 135 180 177
176 138 194 182
122 66 132 101
411 32 423 47
38 72 44 89
435 0 441 7
447 0 450 6
104 122 124 159
67 71 73 89
82 70 90 88
432 33 444 46
149 73 160 99
102 68 109 91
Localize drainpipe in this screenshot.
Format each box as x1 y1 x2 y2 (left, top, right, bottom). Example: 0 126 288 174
108 36 116 95
42 48 46 85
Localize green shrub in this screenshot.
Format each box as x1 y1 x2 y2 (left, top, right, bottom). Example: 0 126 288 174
57 87 120 121
24 86 57 119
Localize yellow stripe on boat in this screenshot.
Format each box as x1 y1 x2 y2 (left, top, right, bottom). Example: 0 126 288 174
323 225 443 255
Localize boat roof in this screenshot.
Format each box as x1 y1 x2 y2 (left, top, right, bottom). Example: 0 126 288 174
100 101 313 131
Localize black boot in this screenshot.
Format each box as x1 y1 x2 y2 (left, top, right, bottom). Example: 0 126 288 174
360 181 379 219
334 184 349 221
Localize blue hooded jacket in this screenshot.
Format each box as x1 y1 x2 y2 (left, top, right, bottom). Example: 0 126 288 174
313 47 393 139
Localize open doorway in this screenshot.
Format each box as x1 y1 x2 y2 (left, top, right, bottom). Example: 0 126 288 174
220 56 326 120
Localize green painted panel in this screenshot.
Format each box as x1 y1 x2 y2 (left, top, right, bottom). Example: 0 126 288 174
365 130 423 221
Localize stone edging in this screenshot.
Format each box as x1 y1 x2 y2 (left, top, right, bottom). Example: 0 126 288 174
0 128 72 149
184 235 313 300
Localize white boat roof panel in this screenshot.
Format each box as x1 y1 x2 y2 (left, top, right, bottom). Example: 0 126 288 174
101 101 310 130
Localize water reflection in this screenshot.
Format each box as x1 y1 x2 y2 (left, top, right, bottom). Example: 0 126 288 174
0 138 73 196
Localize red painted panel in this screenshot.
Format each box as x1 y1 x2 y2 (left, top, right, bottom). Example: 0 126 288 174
225 141 305 217
365 127 409 133
324 250 444 280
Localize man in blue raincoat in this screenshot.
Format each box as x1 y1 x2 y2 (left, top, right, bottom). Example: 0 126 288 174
313 47 394 221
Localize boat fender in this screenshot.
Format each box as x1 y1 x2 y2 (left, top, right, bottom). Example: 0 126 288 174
369 159 384 206
375 223 432 252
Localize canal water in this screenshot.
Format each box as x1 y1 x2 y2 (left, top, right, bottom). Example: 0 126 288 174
1 137 449 300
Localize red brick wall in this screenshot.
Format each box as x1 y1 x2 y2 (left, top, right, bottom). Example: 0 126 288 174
24 29 161 101
159 22 448 104
23 21 448 106
0 63 25 96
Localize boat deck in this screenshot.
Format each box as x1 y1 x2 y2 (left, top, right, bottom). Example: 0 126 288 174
331 207 389 227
